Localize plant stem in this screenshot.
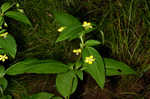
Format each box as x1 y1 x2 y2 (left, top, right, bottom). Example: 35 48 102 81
0 86 4 96
65 96 70 99
68 96 70 99
80 35 84 49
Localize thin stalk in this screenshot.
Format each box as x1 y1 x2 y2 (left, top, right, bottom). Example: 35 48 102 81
80 35 84 49
0 86 4 96
127 0 134 34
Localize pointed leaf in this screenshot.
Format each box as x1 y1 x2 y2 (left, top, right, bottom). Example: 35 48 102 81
85 40 101 47
28 92 54 99
82 47 105 88
0 34 17 58
0 29 7 34
0 66 5 78
26 60 69 74
0 16 4 26
5 11 32 26
54 12 81 26
104 58 136 76
56 25 83 42
1 2 14 13
76 70 83 80
6 59 69 75
0 77 8 90
56 71 78 97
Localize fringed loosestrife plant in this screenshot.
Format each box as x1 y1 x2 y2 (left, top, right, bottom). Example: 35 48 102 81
53 12 136 99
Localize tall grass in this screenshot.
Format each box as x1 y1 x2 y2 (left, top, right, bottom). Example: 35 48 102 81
93 0 150 67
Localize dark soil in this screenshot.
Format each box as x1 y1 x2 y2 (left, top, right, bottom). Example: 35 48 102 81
7 71 150 99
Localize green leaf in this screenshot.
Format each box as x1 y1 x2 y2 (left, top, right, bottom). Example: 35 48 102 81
54 12 84 42
56 25 83 42
0 77 8 90
26 60 69 74
104 58 136 76
56 71 78 97
0 29 7 34
54 12 81 26
85 40 101 47
0 66 5 78
5 11 32 26
52 96 63 99
1 2 14 13
81 27 95 35
6 59 69 75
0 95 12 99
0 16 4 26
0 34 17 58
6 59 37 75
82 47 105 88
28 92 54 99
76 70 83 80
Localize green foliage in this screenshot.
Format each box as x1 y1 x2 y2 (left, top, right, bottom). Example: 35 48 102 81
23 92 63 99
27 92 54 99
0 95 12 99
104 58 136 76
54 11 136 97
56 71 78 97
6 59 69 75
0 77 8 90
76 70 83 80
0 16 4 26
0 66 5 78
56 25 83 42
54 12 83 42
0 2 14 13
52 96 63 99
0 34 17 58
82 47 105 88
5 11 32 26
0 2 32 27
0 1 32 60
85 40 101 47
53 12 81 27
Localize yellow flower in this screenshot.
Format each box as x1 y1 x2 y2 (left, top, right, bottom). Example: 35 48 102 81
57 26 65 32
85 56 95 64
0 32 8 38
0 54 8 62
73 48 81 55
82 21 93 30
